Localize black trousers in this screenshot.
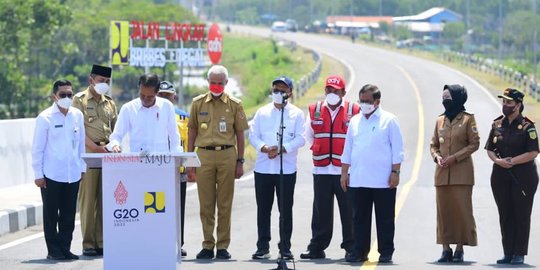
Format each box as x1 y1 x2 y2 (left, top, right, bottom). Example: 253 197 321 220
491 164 538 256
348 187 396 257
254 172 296 252
41 177 80 256
307 174 354 252
181 181 186 247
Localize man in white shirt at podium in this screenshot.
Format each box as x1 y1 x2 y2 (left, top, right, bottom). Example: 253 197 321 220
106 74 181 153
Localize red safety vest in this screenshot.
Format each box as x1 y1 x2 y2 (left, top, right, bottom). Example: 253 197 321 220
309 101 360 167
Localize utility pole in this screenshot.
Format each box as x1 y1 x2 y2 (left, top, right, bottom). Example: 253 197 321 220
379 0 383 16
498 0 503 62
534 0 538 99
465 0 470 53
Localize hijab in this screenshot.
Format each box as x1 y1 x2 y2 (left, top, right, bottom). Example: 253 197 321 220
442 84 467 121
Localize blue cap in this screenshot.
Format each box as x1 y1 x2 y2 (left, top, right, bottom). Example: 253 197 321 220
272 76 293 90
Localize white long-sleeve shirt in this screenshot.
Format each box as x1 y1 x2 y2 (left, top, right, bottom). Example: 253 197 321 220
108 97 182 153
341 107 404 188
32 104 86 182
249 102 306 174
305 101 344 175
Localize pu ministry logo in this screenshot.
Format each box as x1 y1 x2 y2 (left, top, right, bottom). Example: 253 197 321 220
144 192 166 214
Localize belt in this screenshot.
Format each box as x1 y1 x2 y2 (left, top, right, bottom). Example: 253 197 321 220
200 145 234 151
94 141 109 146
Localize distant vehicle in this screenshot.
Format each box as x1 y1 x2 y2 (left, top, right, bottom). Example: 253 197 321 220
271 21 287 32
285 19 298 32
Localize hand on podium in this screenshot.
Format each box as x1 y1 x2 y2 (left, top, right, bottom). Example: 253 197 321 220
187 167 196 182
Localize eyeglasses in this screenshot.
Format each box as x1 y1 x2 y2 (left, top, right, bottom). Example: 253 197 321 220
272 88 287 94
58 93 73 98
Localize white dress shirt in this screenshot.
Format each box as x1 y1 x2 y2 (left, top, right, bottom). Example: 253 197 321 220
249 102 306 174
341 107 404 188
305 101 344 175
32 104 86 183
108 97 182 153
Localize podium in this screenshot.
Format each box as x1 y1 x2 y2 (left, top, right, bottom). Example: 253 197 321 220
82 152 200 270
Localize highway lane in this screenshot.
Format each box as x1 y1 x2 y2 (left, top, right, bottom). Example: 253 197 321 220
0 26 538 269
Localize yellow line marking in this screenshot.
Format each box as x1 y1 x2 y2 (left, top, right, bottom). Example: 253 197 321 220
359 64 425 270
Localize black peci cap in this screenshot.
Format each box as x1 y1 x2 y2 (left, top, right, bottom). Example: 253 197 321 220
91 64 112 78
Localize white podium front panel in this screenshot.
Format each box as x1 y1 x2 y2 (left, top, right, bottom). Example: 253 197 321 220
102 154 177 270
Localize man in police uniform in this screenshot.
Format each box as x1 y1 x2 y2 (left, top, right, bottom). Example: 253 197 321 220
187 65 249 260
157 80 189 258
72 64 117 257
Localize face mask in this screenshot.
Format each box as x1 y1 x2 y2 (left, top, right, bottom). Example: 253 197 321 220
442 99 453 110
502 105 516 116
325 93 341 106
94 82 110 95
209 84 224 96
360 102 375 115
272 92 287 104
56 97 72 109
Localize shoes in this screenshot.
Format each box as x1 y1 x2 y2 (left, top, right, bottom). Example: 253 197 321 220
216 249 231 259
181 249 187 257
82 248 98 256
345 252 368 263
252 250 271 259
437 248 453 263
496 255 512 264
46 254 66 260
63 251 79 260
378 254 393 263
280 250 294 260
511 255 524 265
452 250 464 263
196 248 214 259
96 248 103 256
300 250 326 259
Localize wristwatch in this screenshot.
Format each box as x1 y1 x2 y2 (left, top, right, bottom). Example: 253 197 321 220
391 169 400 175
236 158 245 164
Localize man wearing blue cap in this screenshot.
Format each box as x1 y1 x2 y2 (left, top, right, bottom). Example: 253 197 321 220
249 76 306 260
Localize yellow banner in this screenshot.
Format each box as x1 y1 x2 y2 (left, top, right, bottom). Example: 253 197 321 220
110 21 129 65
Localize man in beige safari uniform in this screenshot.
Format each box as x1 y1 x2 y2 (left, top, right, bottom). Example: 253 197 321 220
72 64 117 257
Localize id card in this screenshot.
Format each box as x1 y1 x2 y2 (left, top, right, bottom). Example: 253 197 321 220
219 117 227 133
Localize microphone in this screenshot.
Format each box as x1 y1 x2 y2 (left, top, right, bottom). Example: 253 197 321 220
281 93 289 101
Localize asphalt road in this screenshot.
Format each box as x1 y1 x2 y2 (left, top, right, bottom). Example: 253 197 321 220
0 25 538 270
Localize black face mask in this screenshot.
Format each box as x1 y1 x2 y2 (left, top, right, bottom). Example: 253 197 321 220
502 105 516 116
442 99 454 111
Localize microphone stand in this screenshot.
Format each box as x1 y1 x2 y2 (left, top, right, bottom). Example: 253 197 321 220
276 96 290 270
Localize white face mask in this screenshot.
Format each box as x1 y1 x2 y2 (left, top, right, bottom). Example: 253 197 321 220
94 82 110 95
272 92 287 104
325 93 341 106
57 97 73 109
360 102 376 115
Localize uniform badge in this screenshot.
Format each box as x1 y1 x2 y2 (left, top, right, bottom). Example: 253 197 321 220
471 125 478 133
493 136 498 144
439 137 444 144
497 124 502 128
530 130 537 140
201 123 208 130
518 124 523 130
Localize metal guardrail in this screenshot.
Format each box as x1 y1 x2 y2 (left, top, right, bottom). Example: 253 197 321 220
442 51 540 101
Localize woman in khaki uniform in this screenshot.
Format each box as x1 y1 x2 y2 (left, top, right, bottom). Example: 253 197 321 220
430 85 480 263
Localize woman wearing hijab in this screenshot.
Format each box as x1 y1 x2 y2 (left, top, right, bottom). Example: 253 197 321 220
429 84 480 263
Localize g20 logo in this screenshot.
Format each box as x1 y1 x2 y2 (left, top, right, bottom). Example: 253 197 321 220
113 208 139 219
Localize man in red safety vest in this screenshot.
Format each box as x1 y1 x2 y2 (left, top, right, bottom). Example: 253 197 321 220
300 75 360 260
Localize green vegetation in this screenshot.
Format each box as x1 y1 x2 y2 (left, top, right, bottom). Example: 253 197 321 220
221 33 316 113
0 0 196 119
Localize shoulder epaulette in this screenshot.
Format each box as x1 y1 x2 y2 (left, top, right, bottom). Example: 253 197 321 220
74 91 86 98
192 94 206 102
522 116 534 130
492 115 504 128
103 94 113 100
229 95 241 104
